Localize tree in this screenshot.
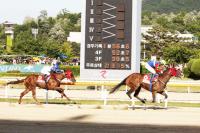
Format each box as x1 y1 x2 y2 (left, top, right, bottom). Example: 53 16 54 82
61 42 73 61
71 42 80 57
49 23 66 44
185 59 200 79
0 24 6 54
163 44 194 64
13 30 45 55
142 25 180 58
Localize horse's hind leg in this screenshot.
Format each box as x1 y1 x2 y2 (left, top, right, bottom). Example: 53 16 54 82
134 86 146 104
19 88 30 104
126 89 134 99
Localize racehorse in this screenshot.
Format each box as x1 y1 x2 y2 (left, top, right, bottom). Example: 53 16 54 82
109 66 182 104
6 69 76 104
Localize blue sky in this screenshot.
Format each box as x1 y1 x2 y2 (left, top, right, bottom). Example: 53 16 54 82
0 0 83 24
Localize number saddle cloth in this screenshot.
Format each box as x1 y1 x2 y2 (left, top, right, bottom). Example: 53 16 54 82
142 73 159 84
37 75 51 83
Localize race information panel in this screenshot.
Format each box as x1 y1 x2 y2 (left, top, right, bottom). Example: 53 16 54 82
80 0 141 80
85 0 132 70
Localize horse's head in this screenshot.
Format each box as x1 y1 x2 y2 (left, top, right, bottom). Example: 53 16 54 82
168 67 183 78
65 69 76 83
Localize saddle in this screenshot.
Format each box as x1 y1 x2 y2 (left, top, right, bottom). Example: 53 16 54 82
142 73 159 84
37 75 51 83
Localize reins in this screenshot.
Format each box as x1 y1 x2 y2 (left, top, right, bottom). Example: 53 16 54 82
157 68 175 90
158 79 166 85
53 73 64 84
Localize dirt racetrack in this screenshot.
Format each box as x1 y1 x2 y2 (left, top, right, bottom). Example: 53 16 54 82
0 102 200 133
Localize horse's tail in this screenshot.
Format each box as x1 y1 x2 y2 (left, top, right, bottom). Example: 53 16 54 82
109 77 127 94
7 79 25 85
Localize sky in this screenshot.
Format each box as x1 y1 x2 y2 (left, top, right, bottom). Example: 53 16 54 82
0 0 83 24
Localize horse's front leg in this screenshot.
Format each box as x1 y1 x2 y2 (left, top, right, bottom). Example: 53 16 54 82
159 90 168 108
55 87 71 101
152 91 157 103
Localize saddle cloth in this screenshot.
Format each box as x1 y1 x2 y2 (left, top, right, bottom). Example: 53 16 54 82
142 74 158 84
37 75 45 82
37 75 50 83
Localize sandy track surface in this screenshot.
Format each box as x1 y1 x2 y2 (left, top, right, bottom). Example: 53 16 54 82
1 88 200 103
0 102 200 133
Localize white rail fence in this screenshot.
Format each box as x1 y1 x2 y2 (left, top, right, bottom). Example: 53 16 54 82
1 79 200 105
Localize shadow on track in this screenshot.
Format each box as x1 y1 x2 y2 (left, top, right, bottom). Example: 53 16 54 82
0 120 199 133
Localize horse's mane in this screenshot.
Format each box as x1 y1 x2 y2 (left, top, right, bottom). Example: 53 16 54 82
159 67 172 77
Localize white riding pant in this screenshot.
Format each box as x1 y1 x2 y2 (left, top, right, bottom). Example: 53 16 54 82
145 63 156 74
41 66 51 75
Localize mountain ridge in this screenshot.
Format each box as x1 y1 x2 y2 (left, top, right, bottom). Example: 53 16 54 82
142 0 200 13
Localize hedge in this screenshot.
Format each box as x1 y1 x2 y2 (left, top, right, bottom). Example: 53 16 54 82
60 65 80 76
184 59 200 79
0 66 80 77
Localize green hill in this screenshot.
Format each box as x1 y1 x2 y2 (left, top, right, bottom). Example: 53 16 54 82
143 0 200 13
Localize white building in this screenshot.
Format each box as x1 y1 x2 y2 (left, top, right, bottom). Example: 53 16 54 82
67 26 198 44
67 32 81 43
141 25 197 43
176 32 197 43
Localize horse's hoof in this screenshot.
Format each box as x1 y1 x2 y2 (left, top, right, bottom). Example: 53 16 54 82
141 100 146 104
142 99 147 104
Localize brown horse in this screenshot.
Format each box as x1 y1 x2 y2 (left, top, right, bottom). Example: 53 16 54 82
109 67 182 103
6 69 76 104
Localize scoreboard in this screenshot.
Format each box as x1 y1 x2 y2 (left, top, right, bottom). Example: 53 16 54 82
80 0 141 81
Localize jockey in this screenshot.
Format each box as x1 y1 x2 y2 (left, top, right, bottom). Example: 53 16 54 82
41 65 51 82
50 58 62 73
145 57 165 91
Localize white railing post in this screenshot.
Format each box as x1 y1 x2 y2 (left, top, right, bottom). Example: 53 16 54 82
101 85 108 105
187 86 191 93
45 89 48 104
5 84 9 98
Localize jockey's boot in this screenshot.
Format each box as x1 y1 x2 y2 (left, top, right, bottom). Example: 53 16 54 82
44 74 49 82
149 73 154 92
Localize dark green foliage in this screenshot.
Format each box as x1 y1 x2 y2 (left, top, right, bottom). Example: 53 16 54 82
163 44 194 64
140 64 148 74
191 59 200 75
143 0 200 13
60 65 80 76
185 59 200 79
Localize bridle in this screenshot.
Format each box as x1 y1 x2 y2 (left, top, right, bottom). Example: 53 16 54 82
157 68 178 86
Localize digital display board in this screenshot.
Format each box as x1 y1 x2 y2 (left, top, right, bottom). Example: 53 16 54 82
80 0 141 81
85 0 132 70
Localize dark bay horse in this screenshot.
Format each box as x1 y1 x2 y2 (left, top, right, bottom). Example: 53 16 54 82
109 67 182 104
7 70 76 104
